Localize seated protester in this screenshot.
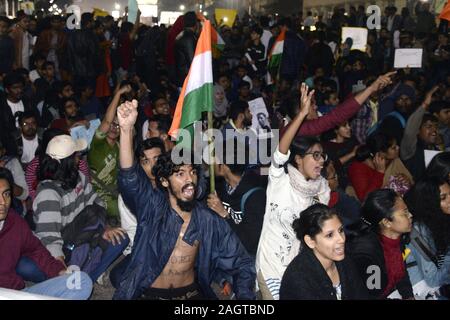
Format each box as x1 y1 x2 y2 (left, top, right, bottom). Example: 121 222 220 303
257 85 330 300
0 136 29 213
246 26 267 77
15 111 42 168
0 168 93 299
28 53 46 83
50 97 87 134
87 84 132 225
39 81 74 128
26 128 90 200
207 142 266 257
282 72 395 138
109 137 165 289
0 72 35 154
280 204 368 300
428 100 450 151
33 61 56 105
376 82 417 144
350 76 379 144
217 73 233 102
346 189 414 300
140 95 173 139
142 115 175 152
231 65 253 102
349 132 413 202
78 81 104 120
403 177 450 299
425 152 450 183
114 100 255 300
236 80 254 102
213 84 229 128
221 100 252 142
323 160 361 227
33 135 129 282
321 121 359 189
318 89 340 115
400 87 441 181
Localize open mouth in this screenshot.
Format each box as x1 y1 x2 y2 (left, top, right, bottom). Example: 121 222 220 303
314 166 323 176
182 184 195 198
334 246 345 256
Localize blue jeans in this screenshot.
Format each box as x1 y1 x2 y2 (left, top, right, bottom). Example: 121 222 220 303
89 236 130 282
22 272 93 300
16 257 48 283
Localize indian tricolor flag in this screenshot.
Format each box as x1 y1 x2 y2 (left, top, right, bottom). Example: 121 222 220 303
439 1 450 22
267 27 286 70
169 20 214 141
212 27 225 59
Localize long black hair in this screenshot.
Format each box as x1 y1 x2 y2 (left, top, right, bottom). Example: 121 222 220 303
404 177 450 255
425 152 450 183
287 136 321 171
346 189 399 239
355 132 396 162
38 153 79 190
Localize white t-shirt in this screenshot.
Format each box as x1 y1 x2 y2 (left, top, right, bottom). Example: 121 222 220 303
21 135 39 164
29 69 41 83
0 220 4 232
255 147 330 300
7 100 25 128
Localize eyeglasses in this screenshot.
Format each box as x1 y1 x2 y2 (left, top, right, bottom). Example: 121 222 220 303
304 151 328 162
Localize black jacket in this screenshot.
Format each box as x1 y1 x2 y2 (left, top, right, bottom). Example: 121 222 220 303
279 30 306 81
280 247 369 300
67 29 101 77
216 173 266 256
347 229 414 299
174 29 197 87
0 35 14 74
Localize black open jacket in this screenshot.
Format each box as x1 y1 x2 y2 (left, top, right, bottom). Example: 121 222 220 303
280 247 369 300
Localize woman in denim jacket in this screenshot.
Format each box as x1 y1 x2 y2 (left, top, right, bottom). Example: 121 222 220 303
404 177 450 299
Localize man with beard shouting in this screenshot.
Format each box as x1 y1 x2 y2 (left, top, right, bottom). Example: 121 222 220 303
113 99 256 300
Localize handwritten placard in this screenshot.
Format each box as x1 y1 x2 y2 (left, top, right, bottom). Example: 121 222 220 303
394 48 423 68
341 27 368 52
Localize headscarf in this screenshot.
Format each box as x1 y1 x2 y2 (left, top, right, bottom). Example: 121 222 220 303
213 85 229 118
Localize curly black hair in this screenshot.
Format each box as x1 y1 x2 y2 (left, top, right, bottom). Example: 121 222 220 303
152 152 201 190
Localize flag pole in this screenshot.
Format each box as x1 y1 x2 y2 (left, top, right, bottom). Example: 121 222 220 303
207 111 215 193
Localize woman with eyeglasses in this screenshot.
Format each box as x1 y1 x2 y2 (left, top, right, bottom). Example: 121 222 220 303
403 177 450 299
346 189 414 300
256 84 331 300
348 131 413 202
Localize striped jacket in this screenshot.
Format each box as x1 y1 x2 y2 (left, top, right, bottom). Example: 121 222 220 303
32 172 104 258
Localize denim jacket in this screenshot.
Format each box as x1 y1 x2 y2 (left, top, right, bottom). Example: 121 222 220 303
406 223 450 288
113 164 256 300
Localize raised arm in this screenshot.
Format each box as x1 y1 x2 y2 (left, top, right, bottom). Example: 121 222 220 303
279 83 313 155
354 71 396 105
99 84 131 133
118 100 138 169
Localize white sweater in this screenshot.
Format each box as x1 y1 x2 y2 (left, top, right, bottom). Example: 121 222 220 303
255 147 330 299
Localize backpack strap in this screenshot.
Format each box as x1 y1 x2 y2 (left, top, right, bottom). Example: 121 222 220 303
240 187 264 215
409 225 439 267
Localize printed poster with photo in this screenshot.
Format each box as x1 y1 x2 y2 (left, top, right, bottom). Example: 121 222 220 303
248 97 273 139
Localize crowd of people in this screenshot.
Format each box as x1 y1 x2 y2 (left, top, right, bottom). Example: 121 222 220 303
0 2 449 300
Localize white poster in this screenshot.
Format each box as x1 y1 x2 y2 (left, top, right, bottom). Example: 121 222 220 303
341 27 368 52
424 150 442 168
248 97 272 139
394 48 423 68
